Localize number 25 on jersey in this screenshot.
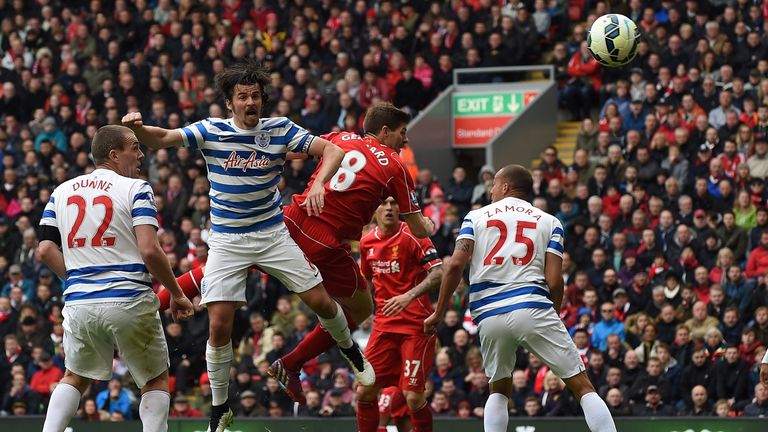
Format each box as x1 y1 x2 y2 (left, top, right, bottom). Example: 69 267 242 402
483 220 537 266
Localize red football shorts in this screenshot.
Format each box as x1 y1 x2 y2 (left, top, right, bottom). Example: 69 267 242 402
379 386 408 421
365 330 436 392
284 205 367 298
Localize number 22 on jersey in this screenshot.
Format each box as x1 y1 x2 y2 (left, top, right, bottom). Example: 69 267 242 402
67 195 116 248
483 219 537 266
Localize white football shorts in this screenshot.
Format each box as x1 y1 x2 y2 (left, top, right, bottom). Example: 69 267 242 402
478 306 586 383
200 223 322 305
62 292 169 388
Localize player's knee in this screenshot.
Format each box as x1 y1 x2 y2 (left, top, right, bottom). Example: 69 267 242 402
404 391 426 411
299 284 336 319
356 385 379 402
142 370 169 394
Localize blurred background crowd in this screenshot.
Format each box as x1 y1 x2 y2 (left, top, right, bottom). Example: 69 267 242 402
1 0 768 422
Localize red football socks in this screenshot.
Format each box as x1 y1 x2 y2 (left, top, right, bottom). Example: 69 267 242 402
357 399 380 432
158 266 204 311
410 402 433 432
281 308 358 372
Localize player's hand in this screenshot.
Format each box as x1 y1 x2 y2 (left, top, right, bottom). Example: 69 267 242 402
121 112 144 130
760 363 768 386
382 293 412 316
300 183 325 216
170 295 194 323
423 312 440 334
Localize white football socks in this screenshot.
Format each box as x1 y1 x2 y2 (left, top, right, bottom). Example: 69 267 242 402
42 382 81 432
206 341 233 406
139 390 170 432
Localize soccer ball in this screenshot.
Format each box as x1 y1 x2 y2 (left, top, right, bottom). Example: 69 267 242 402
587 14 640 68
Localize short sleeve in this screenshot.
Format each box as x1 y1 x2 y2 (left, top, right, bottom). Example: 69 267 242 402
131 182 159 228
456 215 475 242
414 236 442 272
359 239 373 279
176 120 207 150
546 219 565 258
283 120 315 153
39 194 57 227
389 157 420 214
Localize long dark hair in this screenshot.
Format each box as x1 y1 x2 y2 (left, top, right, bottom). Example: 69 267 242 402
214 60 271 106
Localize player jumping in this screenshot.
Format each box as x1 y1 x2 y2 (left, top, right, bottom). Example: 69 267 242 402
424 165 617 432
356 197 443 432
155 103 434 406
38 125 194 432
122 61 372 432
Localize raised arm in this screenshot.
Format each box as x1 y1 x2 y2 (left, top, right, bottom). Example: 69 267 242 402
301 137 344 216
122 112 185 150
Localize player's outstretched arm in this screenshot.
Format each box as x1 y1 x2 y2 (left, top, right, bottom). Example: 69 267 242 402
135 225 193 322
761 350 768 386
424 239 473 333
545 252 564 313
403 213 434 239
301 137 344 216
122 112 184 150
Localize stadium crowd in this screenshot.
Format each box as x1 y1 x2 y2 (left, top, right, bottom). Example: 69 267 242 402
1 0 768 422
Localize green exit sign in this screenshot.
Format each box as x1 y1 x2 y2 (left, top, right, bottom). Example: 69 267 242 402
453 92 524 116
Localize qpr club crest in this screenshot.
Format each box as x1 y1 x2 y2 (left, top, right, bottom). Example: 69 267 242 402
254 132 270 148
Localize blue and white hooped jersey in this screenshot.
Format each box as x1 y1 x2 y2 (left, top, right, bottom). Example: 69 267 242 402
39 169 158 304
177 117 315 234
456 196 564 324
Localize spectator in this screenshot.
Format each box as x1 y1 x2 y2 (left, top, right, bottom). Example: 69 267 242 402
712 345 750 408
743 383 768 417
170 395 204 418
28 351 61 398
95 377 133 420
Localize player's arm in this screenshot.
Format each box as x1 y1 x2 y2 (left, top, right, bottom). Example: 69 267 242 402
382 264 443 316
424 239 473 333
36 226 66 279
135 225 193 321
761 349 768 386
301 137 344 216
122 112 184 149
403 213 434 239
545 252 564 313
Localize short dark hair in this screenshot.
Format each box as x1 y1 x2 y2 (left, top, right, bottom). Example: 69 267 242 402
214 60 270 105
497 164 533 194
91 125 134 165
362 102 411 134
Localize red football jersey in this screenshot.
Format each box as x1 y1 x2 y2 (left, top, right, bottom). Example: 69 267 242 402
360 222 441 334
292 132 420 240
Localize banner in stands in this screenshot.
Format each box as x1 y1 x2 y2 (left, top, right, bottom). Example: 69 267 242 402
452 91 538 147
5 417 765 432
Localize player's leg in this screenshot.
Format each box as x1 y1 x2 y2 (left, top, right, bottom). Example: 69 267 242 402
42 370 91 432
139 371 172 432
113 293 175 432
200 232 250 431
477 313 520 432
278 215 370 375
400 333 436 432
44 303 112 432
356 331 399 432
520 308 616 432
357 384 383 432
256 225 371 398
486 378 514 432
281 285 372 372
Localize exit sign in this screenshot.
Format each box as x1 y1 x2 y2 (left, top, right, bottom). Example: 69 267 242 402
452 91 538 147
